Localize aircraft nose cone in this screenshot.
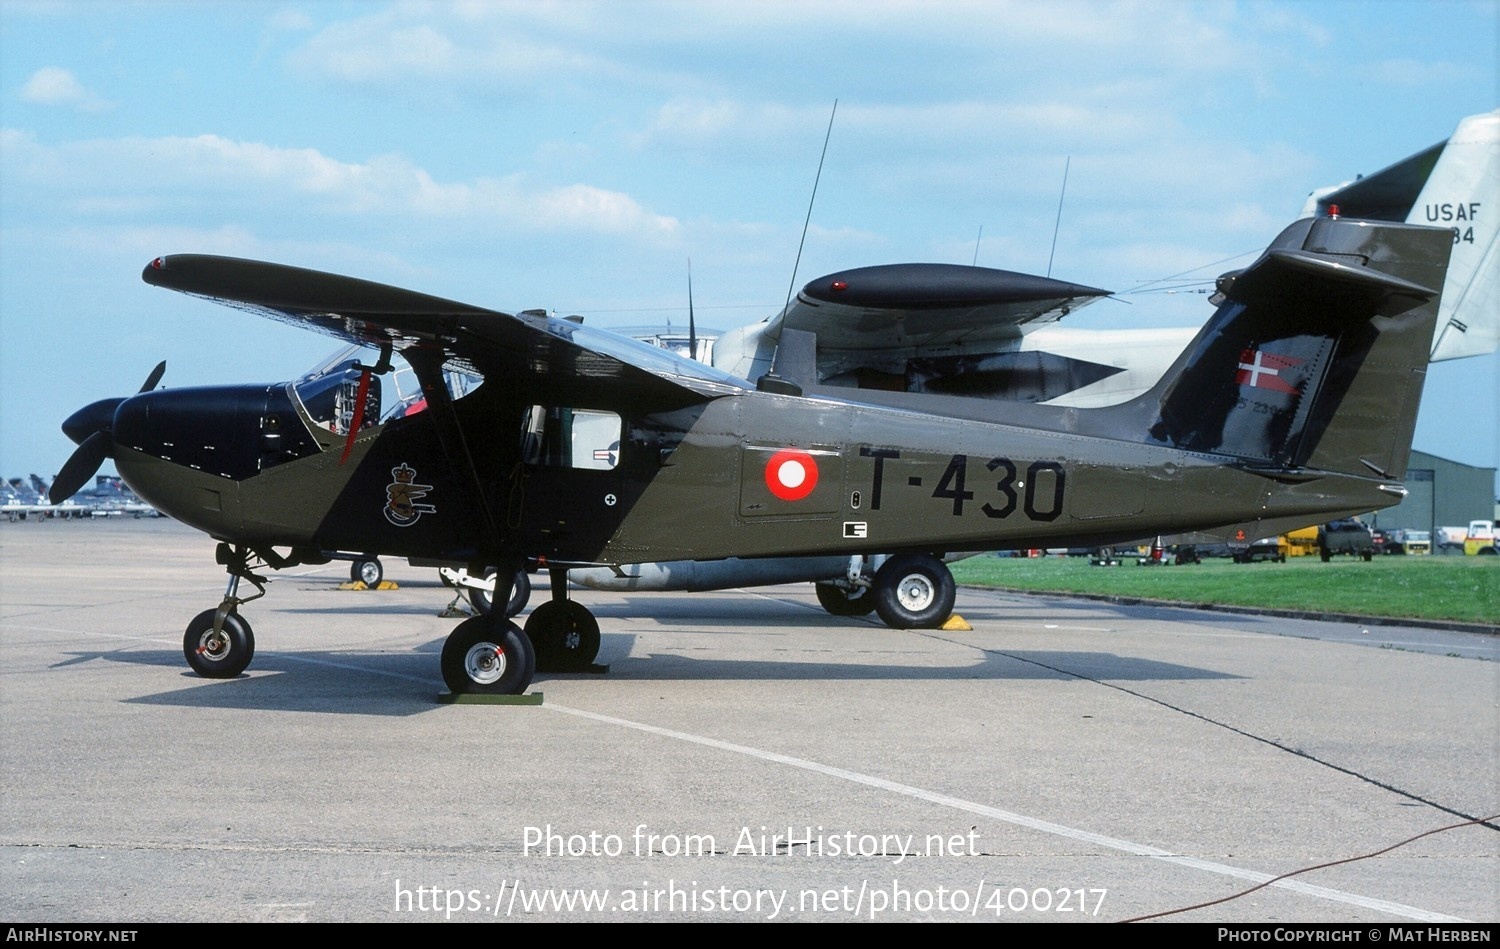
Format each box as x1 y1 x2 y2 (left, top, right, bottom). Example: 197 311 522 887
61 397 125 446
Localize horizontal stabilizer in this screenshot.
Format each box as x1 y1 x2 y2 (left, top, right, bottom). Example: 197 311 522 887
1223 247 1438 316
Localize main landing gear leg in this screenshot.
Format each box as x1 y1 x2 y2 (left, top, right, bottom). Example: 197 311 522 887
523 567 601 673
183 544 267 679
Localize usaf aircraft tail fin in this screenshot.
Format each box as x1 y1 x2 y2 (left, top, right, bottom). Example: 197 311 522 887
1301 110 1498 361
1141 215 1452 482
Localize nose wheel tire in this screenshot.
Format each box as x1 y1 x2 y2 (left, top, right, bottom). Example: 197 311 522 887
183 609 255 679
440 616 535 695
872 554 956 629
524 600 601 672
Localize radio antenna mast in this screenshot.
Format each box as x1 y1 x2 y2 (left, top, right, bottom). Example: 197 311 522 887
1047 156 1070 278
784 99 838 314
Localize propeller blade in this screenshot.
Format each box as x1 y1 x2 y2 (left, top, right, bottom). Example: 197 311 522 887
50 431 110 503
139 361 166 394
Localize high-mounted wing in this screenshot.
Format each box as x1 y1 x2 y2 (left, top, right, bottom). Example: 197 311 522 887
142 254 750 412
778 263 1109 351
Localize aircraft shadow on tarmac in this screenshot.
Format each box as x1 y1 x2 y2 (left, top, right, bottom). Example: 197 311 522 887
61 628 1239 716
598 647 1242 683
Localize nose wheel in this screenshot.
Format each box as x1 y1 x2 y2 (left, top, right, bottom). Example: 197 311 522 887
183 609 255 678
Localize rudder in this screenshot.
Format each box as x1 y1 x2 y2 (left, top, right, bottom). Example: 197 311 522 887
1143 216 1452 481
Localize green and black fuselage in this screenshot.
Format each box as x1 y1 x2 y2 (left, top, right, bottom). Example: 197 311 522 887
107 216 1447 574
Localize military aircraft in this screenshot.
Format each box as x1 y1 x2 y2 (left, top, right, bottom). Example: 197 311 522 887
51 212 1452 695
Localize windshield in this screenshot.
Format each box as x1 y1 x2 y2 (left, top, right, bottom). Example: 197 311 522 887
292 344 480 434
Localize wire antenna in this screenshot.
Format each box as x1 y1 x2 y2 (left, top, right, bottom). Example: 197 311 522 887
687 257 697 361
1047 156 1070 278
972 225 983 266
784 99 838 315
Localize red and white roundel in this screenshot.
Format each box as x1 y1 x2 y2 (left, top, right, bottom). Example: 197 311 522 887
764 448 819 501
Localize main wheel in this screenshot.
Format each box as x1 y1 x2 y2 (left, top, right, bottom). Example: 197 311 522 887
815 581 876 617
183 609 255 679
351 558 383 586
470 568 532 618
873 554 956 629
440 616 535 695
524 600 601 672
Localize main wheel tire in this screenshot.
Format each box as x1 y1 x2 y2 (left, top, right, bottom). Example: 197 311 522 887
469 568 532 618
183 609 255 679
440 617 535 695
524 600 601 672
872 554 956 629
351 559 383 586
814 581 876 617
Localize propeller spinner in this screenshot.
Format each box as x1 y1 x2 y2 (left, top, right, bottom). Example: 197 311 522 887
50 362 165 503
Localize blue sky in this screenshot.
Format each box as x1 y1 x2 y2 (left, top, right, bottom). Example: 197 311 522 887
2 0 1496 492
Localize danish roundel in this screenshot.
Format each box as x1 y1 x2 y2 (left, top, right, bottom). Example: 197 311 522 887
764 448 819 502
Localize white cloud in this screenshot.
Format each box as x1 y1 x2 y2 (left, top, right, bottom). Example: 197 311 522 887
18 66 110 112
2 132 678 237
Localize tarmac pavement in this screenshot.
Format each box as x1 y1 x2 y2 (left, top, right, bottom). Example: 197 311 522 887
1 518 1495 922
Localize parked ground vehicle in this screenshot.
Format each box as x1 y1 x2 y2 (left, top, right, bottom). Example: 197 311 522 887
1464 520 1498 556
1318 519 1375 561
1385 529 1432 555
1233 536 1287 563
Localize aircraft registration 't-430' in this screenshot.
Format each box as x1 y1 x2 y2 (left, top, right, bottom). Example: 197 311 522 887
51 215 1452 695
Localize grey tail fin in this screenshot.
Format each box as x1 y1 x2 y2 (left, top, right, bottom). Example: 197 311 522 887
1140 215 1453 481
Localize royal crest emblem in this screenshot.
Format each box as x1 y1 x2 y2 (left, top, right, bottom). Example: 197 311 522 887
384 463 436 527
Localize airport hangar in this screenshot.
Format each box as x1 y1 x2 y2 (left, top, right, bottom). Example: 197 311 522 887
1365 450 1497 536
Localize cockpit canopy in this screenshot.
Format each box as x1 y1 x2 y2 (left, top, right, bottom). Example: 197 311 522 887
291 345 478 435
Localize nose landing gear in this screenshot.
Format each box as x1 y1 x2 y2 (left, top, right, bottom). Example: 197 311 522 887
181 543 270 679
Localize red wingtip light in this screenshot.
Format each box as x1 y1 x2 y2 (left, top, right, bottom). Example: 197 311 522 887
151 257 165 269
831 280 848 292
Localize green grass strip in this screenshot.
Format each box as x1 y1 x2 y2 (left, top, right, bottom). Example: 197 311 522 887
951 553 1498 625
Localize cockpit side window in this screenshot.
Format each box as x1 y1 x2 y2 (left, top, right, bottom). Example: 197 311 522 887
520 406 621 470
290 345 480 439
292 360 381 436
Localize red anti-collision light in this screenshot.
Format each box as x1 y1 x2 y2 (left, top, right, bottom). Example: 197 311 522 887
831 280 847 292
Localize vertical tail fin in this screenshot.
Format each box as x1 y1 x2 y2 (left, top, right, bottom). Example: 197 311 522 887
1143 216 1452 480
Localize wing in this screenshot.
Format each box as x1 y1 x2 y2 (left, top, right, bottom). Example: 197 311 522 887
142 254 750 412
780 263 1110 351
